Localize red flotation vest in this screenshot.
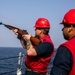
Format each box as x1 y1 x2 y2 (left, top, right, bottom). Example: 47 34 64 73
25 35 54 73
60 37 75 75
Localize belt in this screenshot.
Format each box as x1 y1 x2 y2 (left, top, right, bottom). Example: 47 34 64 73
26 68 50 75
26 68 38 73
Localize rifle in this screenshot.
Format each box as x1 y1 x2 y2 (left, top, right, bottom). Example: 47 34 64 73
0 22 41 46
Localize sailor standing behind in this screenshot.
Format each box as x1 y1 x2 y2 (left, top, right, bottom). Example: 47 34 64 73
50 9 75 75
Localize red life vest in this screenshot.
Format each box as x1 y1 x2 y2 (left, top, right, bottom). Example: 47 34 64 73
60 37 75 75
25 35 54 73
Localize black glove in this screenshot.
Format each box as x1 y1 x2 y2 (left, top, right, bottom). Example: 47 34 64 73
17 33 22 40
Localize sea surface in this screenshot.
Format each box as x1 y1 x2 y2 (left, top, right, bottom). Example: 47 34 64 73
0 47 56 75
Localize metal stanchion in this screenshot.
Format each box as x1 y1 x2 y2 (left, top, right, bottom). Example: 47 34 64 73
17 52 24 75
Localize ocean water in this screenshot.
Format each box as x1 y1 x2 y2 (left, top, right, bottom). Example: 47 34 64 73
0 47 56 75
0 47 26 75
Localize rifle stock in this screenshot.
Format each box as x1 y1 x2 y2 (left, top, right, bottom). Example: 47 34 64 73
0 22 41 46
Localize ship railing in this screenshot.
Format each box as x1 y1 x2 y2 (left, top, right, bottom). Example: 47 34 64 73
0 52 25 75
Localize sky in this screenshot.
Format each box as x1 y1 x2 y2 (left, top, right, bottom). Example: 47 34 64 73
0 0 75 48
